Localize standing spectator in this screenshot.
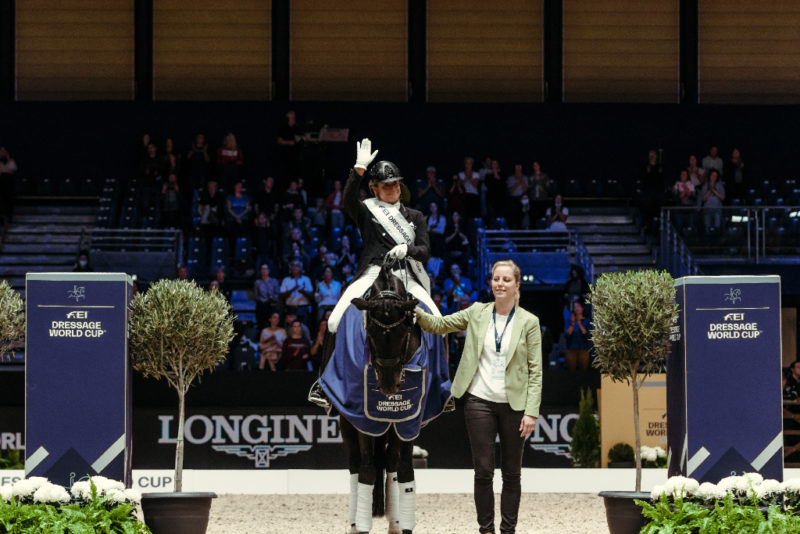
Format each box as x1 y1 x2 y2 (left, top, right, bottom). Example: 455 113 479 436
226 181 252 237
672 169 696 232
254 176 280 225
337 234 357 271
325 179 346 228
447 172 466 217
426 201 447 259
457 157 481 220
724 147 747 200
506 164 528 228
277 110 302 187
140 143 162 214
137 133 151 164
282 320 312 371
160 137 180 179
297 177 310 208
159 173 184 229
214 267 233 302
565 300 591 372
217 132 244 191
198 180 225 256
252 212 277 270
545 194 569 231
279 260 314 323
415 166 446 215
700 169 725 233
0 146 18 225
281 179 305 220
562 264 590 327
484 158 506 223
309 319 329 370
639 149 667 234
254 264 280 330
702 144 724 177
445 211 471 270
315 266 342 323
186 133 211 190
443 263 473 313
530 161 551 200
687 154 705 188
258 312 286 371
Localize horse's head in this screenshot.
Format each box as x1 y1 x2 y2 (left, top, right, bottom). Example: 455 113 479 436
352 266 419 396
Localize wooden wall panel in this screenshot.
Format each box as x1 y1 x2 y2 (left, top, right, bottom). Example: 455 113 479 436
563 0 679 103
154 0 271 101
699 0 800 104
290 0 407 101
16 0 134 100
427 0 543 102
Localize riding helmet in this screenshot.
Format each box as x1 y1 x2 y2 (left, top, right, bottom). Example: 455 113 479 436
369 161 403 184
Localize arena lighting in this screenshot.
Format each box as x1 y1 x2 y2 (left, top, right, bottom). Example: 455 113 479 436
789 210 800 218
730 215 749 223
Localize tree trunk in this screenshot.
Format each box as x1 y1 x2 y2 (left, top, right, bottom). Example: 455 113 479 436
175 384 185 492
632 369 642 492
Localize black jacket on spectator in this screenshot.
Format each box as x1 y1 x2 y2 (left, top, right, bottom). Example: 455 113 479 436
344 169 430 281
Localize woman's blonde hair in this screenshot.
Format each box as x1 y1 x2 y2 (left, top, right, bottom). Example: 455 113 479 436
491 259 521 306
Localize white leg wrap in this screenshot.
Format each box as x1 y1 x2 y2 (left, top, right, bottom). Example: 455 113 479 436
356 482 374 533
348 473 359 533
328 266 382 333
385 472 400 533
398 480 416 531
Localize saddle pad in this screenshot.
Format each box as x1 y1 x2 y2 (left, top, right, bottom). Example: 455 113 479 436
364 364 426 423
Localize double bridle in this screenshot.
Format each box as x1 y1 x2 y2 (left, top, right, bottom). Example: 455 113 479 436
366 289 414 371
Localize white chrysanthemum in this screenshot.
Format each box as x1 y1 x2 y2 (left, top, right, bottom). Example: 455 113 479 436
90 476 124 493
695 482 727 502
11 477 49 498
123 488 142 504
662 476 699 498
717 475 742 493
755 479 782 499
641 446 657 463
782 478 800 493
105 488 127 504
32 483 70 504
742 472 764 486
650 485 665 500
0 485 13 501
655 446 667 459
70 480 93 501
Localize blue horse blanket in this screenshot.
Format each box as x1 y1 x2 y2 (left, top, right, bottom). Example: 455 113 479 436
320 303 452 440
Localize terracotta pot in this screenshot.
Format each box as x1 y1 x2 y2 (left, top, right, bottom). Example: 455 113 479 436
599 491 650 534
140 492 217 534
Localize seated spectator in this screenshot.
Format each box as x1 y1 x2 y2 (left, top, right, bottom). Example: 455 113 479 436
520 194 532 230
310 197 327 228
279 260 314 323
226 181 252 237
259 312 287 371
309 245 329 282
73 250 93 272
341 263 355 286
315 266 342 323
565 300 591 372
702 144 724 177
530 161 552 200
784 361 800 400
253 212 278 270
456 157 481 219
217 132 244 191
198 180 226 255
254 264 280 330
186 133 211 189
724 147 747 200
431 291 444 314
447 295 472 374
176 265 189 281
477 275 493 303
672 169 696 232
229 329 256 372
0 146 18 225
446 172 466 217
443 263 473 313
506 164 529 227
214 267 233 301
254 176 280 226
415 166 446 215
484 158 506 222
325 180 346 228
545 194 569 231
284 207 311 242
700 169 725 233
426 201 447 259
159 173 184 229
687 154 705 188
444 212 470 270
282 319 313 371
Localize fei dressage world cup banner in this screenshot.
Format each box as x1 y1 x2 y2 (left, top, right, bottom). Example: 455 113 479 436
25 273 133 488
668 275 782 483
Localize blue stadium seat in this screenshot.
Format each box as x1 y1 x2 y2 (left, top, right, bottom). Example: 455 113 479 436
564 179 582 197
233 237 250 260
587 179 603 197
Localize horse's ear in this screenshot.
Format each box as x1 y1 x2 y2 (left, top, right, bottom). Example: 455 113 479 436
400 297 419 311
352 298 372 311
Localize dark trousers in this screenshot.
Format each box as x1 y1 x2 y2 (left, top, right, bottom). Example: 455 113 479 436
464 393 525 534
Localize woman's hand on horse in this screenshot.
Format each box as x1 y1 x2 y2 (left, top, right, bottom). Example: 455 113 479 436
354 138 379 170
387 243 408 260
519 415 537 438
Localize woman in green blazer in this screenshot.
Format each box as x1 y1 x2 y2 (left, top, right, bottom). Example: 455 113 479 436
415 259 542 534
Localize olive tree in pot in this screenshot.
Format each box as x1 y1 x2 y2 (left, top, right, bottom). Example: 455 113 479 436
129 279 234 534
0 279 24 364
589 270 677 534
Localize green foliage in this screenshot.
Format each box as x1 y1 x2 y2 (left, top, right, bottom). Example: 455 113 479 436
0 491 150 534
638 493 800 534
128 279 234 395
608 442 634 463
570 388 600 467
0 450 23 470
589 270 678 384
0 281 24 361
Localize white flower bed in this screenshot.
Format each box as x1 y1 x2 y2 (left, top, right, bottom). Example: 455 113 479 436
652 472 797 508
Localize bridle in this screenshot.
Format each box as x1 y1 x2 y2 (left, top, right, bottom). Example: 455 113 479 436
365 286 415 376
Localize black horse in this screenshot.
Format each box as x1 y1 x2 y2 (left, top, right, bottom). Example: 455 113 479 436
342 263 421 534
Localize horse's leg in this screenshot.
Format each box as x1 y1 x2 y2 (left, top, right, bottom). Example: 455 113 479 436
372 433 386 517
383 433 402 534
395 438 416 534
341 418 361 534
356 431 378 534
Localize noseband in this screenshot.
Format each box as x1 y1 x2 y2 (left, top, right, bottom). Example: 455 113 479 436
366 289 414 371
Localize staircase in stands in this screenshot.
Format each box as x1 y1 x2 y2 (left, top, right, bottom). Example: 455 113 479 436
567 205 656 276
0 200 97 298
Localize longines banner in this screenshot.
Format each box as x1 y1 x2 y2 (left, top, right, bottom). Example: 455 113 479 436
1 406 580 469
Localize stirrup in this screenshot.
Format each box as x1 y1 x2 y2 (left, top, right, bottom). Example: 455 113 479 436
443 396 456 413
308 380 331 410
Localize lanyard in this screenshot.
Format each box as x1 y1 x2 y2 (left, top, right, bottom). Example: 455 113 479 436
493 306 515 354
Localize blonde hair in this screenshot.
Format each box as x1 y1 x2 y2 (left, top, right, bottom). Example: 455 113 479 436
491 259 521 306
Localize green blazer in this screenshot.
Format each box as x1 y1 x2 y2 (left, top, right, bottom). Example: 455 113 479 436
416 302 543 417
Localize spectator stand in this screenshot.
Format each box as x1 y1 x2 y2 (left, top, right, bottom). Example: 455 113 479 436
82 228 183 283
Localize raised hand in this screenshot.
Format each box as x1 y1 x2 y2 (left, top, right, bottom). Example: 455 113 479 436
354 138 379 170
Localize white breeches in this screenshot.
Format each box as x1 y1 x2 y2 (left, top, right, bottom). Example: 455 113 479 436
328 265 441 333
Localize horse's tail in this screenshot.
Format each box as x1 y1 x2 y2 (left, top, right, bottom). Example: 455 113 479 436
372 433 386 517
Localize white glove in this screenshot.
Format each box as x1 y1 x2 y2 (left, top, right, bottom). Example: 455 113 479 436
354 138 379 170
387 244 408 260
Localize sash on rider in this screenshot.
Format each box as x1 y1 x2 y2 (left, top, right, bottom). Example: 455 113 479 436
363 198 430 294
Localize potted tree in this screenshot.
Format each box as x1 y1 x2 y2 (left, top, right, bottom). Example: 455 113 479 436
589 270 677 534
0 279 24 364
129 279 234 534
